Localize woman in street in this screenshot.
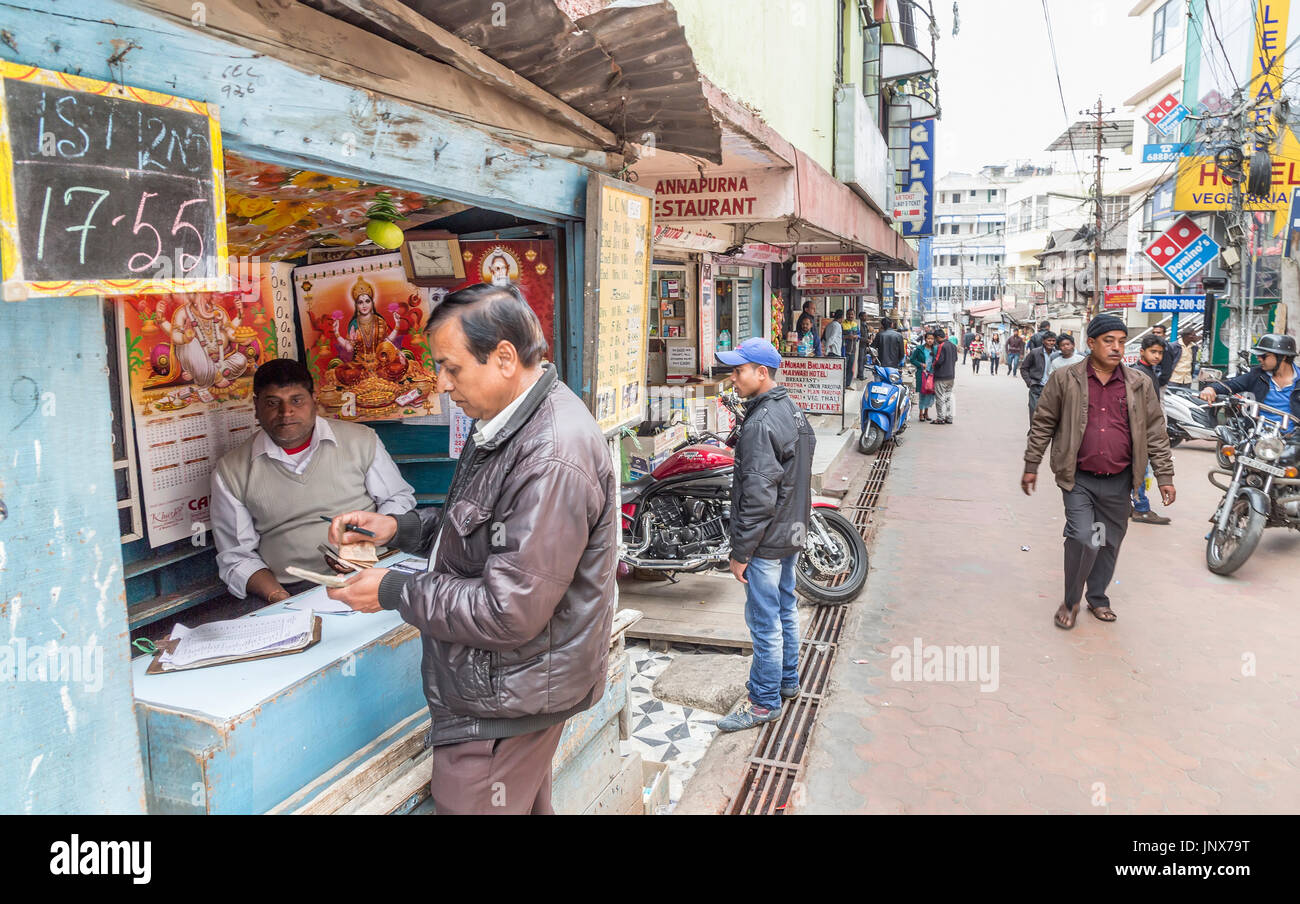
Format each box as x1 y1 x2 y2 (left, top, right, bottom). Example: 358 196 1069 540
988 332 1003 375
969 331 985 374
909 330 937 421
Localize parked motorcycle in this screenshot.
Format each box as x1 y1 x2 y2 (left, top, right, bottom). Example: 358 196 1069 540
1163 384 1219 448
620 392 869 605
1204 394 1300 575
858 355 911 455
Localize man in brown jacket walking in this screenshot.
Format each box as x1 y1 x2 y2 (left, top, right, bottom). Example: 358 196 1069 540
327 283 617 813
1021 314 1175 629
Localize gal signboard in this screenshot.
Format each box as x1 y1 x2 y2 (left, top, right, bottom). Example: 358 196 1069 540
900 118 935 238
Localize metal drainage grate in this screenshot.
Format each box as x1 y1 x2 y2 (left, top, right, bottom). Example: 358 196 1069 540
729 440 897 814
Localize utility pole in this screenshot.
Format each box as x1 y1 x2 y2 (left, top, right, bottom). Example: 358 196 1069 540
1082 97 1115 321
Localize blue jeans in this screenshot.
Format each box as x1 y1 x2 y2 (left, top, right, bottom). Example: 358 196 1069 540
1007 353 1021 376
1132 464 1152 512
743 554 800 710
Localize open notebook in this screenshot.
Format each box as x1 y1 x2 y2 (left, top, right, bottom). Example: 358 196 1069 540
146 610 322 674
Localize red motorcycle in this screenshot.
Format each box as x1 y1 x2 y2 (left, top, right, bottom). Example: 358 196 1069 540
619 393 869 605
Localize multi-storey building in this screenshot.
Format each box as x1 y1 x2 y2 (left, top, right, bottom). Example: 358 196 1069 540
927 171 1012 315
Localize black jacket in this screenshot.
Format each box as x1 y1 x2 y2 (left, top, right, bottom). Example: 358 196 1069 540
376 365 619 747
1021 345 1050 387
1133 361 1163 399
1027 329 1048 351
1208 366 1300 423
730 386 815 564
1158 340 1181 385
870 328 905 368
932 339 957 380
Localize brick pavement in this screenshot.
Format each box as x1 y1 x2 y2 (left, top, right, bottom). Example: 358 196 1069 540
799 362 1300 814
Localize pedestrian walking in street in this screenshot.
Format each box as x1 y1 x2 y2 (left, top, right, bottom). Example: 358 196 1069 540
822 309 844 358
870 316 905 368
961 327 976 365
713 337 816 731
1021 314 1176 629
1021 331 1056 419
1006 329 1025 377
842 310 860 387
1044 332 1084 380
969 332 985 373
1150 323 1179 388
931 327 957 424
910 331 937 421
988 332 1003 375
1131 335 1172 524
326 283 617 814
1027 320 1051 351
1167 329 1199 389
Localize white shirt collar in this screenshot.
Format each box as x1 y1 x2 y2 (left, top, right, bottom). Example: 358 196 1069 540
472 372 543 445
254 415 335 467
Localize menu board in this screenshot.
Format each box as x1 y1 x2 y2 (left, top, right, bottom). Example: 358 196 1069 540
699 256 716 370
0 64 227 300
585 173 653 434
119 263 291 547
776 356 845 414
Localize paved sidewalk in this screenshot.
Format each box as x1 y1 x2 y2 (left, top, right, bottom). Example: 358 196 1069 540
800 365 1300 814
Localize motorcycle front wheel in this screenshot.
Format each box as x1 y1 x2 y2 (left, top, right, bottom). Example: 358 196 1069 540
858 422 885 455
1205 496 1266 575
796 509 869 605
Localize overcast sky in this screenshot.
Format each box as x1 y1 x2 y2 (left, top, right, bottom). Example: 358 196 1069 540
933 0 1150 176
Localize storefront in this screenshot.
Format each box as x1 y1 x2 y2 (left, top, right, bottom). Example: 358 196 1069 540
1 0 661 813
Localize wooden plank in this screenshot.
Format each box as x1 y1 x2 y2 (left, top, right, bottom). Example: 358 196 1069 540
582 753 644 816
551 720 621 815
552 649 627 773
0 1 596 221
269 709 429 814
130 0 611 154
626 617 753 652
327 0 616 148
349 748 435 815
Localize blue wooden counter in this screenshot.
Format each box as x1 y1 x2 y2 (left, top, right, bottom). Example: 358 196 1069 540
132 569 426 814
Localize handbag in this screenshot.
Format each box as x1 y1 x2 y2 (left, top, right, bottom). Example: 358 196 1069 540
921 371 935 394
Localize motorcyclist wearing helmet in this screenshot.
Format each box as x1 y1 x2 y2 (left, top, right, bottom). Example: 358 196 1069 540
1199 334 1299 432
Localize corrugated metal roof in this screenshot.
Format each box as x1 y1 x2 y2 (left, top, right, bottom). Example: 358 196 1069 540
303 0 722 163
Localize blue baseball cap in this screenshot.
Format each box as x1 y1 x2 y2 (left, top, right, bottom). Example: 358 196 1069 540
716 336 782 369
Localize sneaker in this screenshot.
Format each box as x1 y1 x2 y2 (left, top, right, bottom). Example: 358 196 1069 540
780 684 800 700
1131 510 1171 525
716 699 781 732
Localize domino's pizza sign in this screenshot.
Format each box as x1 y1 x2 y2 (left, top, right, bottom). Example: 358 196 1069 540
1145 93 1189 137
1142 215 1219 287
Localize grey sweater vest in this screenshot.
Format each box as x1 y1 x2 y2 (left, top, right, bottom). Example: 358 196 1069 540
214 419 378 584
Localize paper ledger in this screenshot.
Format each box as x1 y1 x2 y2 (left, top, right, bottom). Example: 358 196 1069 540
160 611 315 670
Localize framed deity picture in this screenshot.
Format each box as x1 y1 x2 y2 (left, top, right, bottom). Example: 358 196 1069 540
400 229 466 286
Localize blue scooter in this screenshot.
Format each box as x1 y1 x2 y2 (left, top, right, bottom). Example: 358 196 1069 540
858 355 911 455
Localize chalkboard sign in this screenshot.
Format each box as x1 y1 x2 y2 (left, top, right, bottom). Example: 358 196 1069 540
0 64 228 300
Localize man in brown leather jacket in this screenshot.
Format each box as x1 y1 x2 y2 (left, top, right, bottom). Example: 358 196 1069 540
1021 314 1175 629
327 283 617 814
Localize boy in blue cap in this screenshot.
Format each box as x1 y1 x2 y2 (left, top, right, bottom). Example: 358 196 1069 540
713 338 817 731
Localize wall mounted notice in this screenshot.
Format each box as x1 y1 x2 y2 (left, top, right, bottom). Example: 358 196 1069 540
776 356 845 414
585 173 654 434
0 64 228 300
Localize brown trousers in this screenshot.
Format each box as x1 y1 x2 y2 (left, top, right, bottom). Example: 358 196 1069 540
428 722 565 815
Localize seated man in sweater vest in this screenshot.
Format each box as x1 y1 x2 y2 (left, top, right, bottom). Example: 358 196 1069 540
211 359 416 604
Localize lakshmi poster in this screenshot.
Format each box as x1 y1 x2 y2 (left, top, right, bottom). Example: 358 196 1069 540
455 240 556 358
120 262 293 548
293 253 440 422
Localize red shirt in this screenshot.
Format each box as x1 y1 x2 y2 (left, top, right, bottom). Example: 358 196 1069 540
1076 360 1132 474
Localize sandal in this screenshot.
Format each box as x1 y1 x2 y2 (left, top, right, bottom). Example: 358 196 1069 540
1088 606 1117 622
1054 603 1078 630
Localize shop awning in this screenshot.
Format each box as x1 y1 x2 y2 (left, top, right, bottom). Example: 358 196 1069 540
303 0 723 163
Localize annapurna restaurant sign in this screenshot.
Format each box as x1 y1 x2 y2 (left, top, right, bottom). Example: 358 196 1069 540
652 170 791 221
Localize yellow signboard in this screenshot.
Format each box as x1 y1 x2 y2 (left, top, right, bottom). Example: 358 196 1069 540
585 173 654 434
